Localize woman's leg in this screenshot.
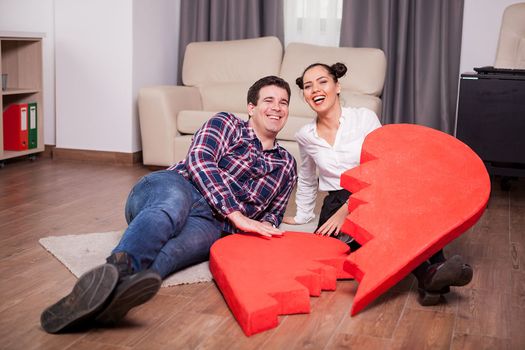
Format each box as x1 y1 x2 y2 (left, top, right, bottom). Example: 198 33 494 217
317 189 361 250
316 189 351 230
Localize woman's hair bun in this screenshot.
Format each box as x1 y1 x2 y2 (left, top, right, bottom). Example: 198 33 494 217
295 77 304 89
331 62 348 79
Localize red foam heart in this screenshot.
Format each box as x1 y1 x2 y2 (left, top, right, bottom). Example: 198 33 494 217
210 124 490 335
209 232 352 336
341 123 490 315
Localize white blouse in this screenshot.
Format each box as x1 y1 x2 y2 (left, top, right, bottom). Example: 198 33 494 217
293 106 382 224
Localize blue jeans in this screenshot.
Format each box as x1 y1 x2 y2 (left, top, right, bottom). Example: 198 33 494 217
112 170 222 278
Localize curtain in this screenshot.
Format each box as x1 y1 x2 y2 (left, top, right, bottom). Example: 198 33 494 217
178 0 284 84
340 0 464 134
284 0 343 47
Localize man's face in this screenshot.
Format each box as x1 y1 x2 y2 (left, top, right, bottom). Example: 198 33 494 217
247 85 289 139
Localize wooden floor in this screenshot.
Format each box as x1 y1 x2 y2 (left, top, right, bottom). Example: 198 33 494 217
0 158 524 350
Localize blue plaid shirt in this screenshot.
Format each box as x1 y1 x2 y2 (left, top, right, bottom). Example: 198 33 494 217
169 112 297 233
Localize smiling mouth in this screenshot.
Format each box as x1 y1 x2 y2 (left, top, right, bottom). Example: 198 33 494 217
267 114 281 120
313 96 325 105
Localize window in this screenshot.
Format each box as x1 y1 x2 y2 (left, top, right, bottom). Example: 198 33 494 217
284 0 343 47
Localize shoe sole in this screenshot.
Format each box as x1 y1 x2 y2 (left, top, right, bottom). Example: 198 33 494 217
417 288 443 306
425 255 472 291
40 264 118 333
452 263 473 287
95 270 161 325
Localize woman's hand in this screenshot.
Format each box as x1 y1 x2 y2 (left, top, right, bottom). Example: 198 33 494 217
282 216 298 225
227 211 283 238
315 203 349 236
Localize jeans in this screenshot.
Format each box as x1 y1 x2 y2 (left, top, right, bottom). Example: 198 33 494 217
112 170 222 278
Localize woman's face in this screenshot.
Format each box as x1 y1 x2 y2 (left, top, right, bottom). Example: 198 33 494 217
302 65 341 115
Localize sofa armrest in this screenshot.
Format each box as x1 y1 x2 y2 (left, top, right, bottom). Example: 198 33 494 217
138 85 202 166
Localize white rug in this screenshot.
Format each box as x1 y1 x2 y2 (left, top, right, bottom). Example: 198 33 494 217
39 231 212 287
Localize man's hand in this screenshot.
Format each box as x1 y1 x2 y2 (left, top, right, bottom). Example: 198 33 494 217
227 211 283 238
315 203 348 237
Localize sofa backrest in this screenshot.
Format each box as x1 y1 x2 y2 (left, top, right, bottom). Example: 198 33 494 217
280 43 387 118
183 36 283 114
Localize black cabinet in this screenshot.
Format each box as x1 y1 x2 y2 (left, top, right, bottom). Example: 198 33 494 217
455 72 525 181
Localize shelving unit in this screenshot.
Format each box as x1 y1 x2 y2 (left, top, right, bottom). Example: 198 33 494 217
1 32 45 163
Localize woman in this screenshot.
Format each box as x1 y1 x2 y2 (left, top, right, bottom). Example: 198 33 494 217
283 62 472 306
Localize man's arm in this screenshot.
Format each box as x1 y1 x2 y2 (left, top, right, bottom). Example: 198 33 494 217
227 211 283 238
185 113 282 238
184 113 242 217
260 157 298 228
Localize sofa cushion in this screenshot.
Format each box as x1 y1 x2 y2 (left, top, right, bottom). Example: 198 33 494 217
183 37 283 87
178 110 312 142
199 82 252 113
278 115 312 141
177 110 249 135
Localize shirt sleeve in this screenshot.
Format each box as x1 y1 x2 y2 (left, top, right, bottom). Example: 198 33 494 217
364 108 382 133
293 139 319 224
184 113 242 217
260 157 298 226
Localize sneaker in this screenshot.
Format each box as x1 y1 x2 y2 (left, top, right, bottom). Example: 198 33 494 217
106 252 134 279
40 264 119 333
95 269 161 326
423 255 473 292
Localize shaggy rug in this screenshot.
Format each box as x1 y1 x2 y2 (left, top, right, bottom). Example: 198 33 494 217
38 222 317 287
39 230 212 287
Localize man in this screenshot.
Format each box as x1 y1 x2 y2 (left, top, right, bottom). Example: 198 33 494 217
41 75 298 333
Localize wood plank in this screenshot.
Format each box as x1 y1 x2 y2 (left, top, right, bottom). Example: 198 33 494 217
455 288 512 339
509 293 525 350
334 289 407 338
389 309 455 350
325 334 389 350
259 281 356 350
83 294 193 348
451 333 510 350
0 160 522 350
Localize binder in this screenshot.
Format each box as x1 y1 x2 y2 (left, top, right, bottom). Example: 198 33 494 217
27 102 37 149
3 103 28 151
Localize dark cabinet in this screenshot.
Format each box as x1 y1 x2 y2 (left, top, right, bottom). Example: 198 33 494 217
455 71 525 181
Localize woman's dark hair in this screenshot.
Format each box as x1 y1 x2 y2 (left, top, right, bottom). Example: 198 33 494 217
247 75 291 105
295 62 348 89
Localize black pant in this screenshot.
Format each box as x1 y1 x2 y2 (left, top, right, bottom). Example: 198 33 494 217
316 189 352 231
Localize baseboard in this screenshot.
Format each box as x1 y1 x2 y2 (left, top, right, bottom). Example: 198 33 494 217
42 145 55 158
52 147 143 166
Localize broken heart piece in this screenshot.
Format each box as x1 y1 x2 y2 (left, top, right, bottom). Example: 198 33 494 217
341 123 490 315
209 231 352 336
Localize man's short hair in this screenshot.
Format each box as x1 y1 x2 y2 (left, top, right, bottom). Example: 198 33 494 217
247 76 291 105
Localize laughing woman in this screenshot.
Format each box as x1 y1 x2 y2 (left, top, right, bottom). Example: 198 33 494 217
283 62 473 306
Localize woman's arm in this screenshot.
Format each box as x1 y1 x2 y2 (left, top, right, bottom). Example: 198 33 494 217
283 145 318 225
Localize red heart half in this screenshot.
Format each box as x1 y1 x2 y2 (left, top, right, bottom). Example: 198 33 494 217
209 232 352 336
341 123 490 315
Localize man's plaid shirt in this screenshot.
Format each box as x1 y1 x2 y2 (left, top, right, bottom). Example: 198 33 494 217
169 112 297 233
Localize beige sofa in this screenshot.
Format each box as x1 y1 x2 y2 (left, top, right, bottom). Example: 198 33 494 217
138 36 386 167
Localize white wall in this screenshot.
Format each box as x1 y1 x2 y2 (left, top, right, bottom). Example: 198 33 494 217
55 0 133 152
460 0 521 73
53 0 179 153
0 0 517 152
0 0 55 146
132 0 180 151
1 0 179 152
